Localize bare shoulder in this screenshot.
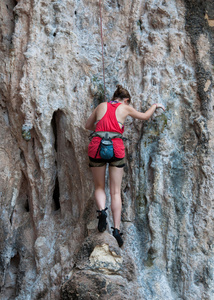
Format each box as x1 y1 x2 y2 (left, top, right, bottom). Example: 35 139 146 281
117 103 134 115
96 102 107 113
96 102 108 119
116 103 131 122
98 102 107 108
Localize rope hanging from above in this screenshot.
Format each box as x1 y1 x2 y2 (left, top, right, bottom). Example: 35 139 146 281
99 0 106 101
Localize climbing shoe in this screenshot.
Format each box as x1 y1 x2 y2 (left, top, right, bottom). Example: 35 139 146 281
97 207 108 232
111 227 124 247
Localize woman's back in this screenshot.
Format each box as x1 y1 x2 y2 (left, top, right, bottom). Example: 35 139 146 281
95 102 128 130
95 102 123 133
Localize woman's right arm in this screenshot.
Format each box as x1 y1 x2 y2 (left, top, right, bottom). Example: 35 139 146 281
127 104 165 121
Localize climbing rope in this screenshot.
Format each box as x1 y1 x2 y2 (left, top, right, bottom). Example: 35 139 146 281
99 0 106 101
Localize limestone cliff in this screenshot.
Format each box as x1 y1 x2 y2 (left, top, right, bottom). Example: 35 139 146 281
0 0 214 299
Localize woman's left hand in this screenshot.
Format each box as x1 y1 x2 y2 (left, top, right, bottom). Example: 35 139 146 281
154 103 165 111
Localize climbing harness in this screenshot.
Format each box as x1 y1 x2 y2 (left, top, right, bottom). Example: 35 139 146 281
90 131 127 160
89 131 123 140
89 131 128 147
93 132 121 160
99 0 106 101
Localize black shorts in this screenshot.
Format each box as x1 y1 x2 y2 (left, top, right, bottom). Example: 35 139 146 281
89 157 125 168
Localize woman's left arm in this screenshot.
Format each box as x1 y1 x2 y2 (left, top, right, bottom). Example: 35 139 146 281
85 108 97 131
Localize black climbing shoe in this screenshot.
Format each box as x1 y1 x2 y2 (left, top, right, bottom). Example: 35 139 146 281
111 227 124 247
97 207 108 232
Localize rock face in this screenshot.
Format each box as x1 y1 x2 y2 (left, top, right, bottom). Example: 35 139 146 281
0 0 214 299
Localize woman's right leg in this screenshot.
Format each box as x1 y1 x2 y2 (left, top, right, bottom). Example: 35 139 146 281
91 165 108 232
91 165 106 210
109 166 124 247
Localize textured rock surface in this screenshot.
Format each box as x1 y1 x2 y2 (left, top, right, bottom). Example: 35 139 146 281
61 232 139 299
0 0 214 299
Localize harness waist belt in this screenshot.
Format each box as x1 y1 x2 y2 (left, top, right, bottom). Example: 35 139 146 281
91 131 123 139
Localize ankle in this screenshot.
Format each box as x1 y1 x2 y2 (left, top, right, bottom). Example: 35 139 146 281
97 207 108 213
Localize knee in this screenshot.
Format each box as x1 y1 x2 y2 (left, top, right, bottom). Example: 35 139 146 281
110 189 121 198
95 186 105 193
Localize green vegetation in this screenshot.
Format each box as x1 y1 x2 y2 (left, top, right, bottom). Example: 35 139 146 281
144 113 168 138
137 19 142 30
92 76 106 106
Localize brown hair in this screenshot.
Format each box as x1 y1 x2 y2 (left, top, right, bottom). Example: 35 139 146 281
111 85 131 103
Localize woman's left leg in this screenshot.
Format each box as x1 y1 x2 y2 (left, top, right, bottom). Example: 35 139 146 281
109 166 124 229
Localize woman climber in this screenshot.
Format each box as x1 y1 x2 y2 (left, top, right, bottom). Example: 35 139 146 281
85 85 165 247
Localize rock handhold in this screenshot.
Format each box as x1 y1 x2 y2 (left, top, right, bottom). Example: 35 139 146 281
21 124 32 141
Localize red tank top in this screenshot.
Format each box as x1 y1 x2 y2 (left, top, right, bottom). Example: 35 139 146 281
88 102 125 159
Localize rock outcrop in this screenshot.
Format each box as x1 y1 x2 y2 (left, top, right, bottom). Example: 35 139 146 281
0 0 214 299
61 232 139 299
